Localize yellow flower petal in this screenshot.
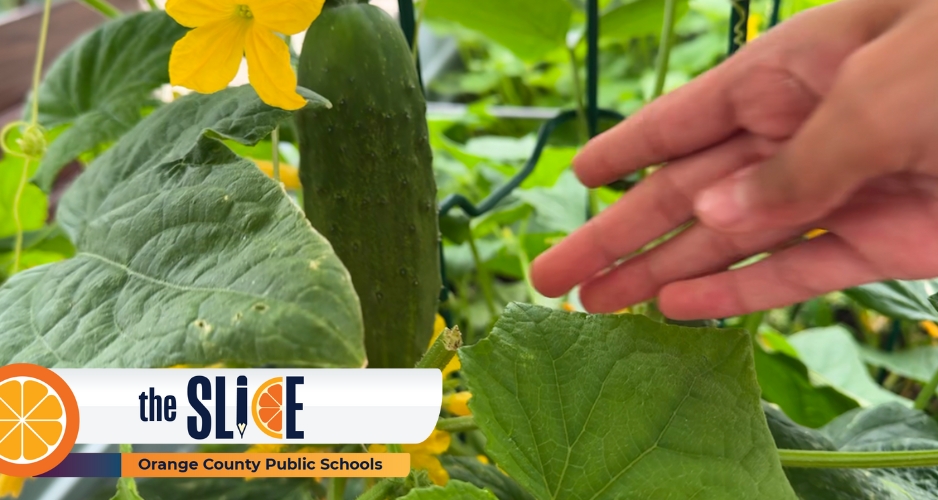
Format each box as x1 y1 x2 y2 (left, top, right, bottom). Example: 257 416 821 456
747 12 763 41
170 18 249 94
404 429 450 455
254 160 301 190
411 454 449 486
248 0 325 35
245 27 307 110
476 455 489 465
443 392 472 417
166 0 236 28
921 321 938 339
805 228 828 240
0 475 25 498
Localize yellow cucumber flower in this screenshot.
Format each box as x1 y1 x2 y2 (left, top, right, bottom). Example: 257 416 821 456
0 475 25 498
442 391 472 417
165 0 324 110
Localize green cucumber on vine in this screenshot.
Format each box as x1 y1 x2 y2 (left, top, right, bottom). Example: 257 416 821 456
296 0 441 368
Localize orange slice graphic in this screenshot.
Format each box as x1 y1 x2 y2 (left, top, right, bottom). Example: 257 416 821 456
0 364 78 477
251 377 284 439
0 379 65 463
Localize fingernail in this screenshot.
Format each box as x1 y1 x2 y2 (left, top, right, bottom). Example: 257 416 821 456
695 167 754 228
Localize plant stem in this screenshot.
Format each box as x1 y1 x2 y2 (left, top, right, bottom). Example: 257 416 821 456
743 311 765 338
437 416 477 433
651 0 679 99
31 0 54 123
328 477 347 500
79 0 121 18
144 0 157 10
387 443 403 454
914 365 938 410
778 448 938 468
565 45 590 144
415 326 462 370
467 235 497 320
411 0 428 62
10 159 30 274
271 126 281 183
357 478 397 500
512 222 539 304
112 445 143 500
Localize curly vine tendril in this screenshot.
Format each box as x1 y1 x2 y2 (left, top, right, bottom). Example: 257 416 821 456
731 0 748 50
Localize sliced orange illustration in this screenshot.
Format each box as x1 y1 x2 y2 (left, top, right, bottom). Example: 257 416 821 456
0 377 66 465
252 377 284 439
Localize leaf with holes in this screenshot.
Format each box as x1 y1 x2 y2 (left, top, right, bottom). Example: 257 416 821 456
0 85 365 368
460 303 797 500
30 11 187 191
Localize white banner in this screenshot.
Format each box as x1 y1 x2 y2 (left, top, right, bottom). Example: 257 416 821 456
53 369 442 444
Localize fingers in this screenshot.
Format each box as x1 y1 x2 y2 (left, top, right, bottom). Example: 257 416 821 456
578 223 801 313
572 65 741 187
531 134 780 298
694 2 922 234
657 233 884 320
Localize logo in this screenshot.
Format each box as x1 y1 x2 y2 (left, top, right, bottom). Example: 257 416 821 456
0 364 80 477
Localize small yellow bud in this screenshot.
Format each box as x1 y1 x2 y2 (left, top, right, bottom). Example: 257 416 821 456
443 391 472 417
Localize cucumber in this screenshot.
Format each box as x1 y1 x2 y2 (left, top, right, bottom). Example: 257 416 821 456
296 0 440 368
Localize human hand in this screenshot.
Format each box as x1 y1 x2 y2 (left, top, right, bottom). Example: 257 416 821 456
530 0 938 320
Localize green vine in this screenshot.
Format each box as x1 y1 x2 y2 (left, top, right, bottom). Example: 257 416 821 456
777 449 938 469
915 365 938 411
652 0 679 99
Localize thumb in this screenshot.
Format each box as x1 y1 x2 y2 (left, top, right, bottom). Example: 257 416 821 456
693 78 903 233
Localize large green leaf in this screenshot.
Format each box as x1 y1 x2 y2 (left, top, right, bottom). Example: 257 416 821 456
788 326 909 407
442 455 536 500
601 0 690 42
766 402 938 499
460 303 796 500
0 85 365 368
859 344 938 385
31 11 187 191
424 0 573 61
754 331 859 428
400 481 498 500
845 280 938 322
93 477 317 500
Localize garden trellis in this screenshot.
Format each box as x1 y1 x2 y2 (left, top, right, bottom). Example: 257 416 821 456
393 0 784 323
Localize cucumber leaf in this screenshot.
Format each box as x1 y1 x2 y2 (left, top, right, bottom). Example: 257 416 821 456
859 344 938 385
788 327 910 407
424 0 573 61
31 11 187 191
766 402 938 499
601 0 690 42
845 280 938 322
442 455 536 500
400 480 498 500
94 477 318 500
754 330 859 428
0 85 365 368
460 303 796 500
